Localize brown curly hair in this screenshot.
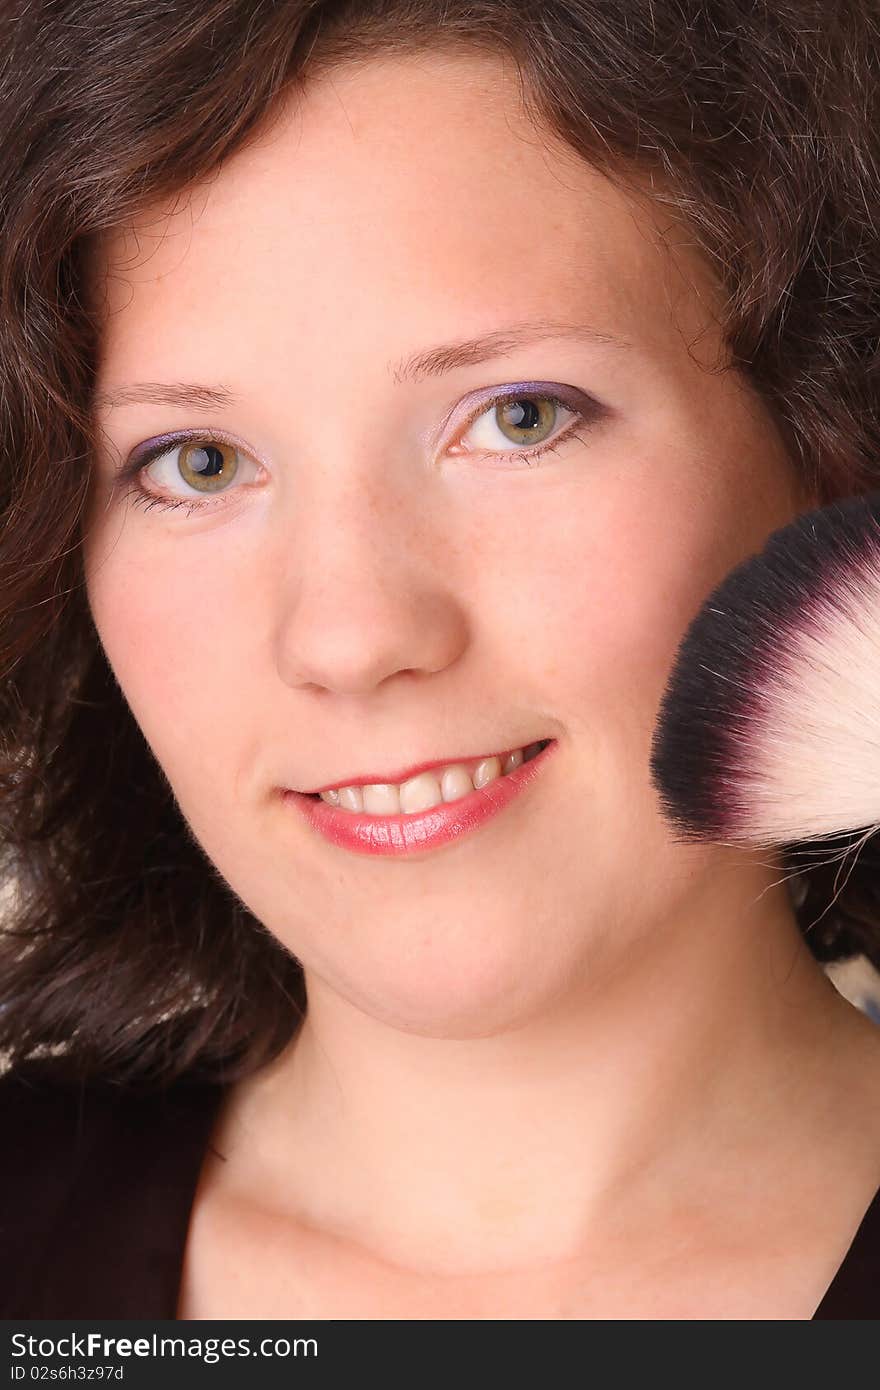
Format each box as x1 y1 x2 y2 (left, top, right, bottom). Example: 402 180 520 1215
1 0 879 1088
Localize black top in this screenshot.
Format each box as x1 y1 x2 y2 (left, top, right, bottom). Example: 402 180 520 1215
0 1059 878 1319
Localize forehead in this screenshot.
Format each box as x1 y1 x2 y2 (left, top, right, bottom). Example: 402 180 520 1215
91 50 723 384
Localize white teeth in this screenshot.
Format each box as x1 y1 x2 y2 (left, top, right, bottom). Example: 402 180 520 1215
399 771 443 814
318 741 548 814
473 755 502 789
440 764 473 803
361 783 400 815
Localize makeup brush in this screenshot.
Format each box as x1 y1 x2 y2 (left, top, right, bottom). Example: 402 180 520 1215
649 490 880 851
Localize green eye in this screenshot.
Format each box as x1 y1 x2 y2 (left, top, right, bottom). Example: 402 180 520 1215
492 396 560 446
174 440 240 492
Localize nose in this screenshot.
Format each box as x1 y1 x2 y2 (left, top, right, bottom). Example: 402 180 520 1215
272 470 470 697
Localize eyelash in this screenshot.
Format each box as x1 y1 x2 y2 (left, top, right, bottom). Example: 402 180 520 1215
118 387 601 518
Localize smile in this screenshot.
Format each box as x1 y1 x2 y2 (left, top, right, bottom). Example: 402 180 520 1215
314 740 551 812
281 739 557 857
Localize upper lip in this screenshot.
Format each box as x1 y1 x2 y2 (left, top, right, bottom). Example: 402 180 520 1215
297 740 550 795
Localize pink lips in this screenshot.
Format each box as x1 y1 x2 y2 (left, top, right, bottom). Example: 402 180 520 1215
281 739 558 857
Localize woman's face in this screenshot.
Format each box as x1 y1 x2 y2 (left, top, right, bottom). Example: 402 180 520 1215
83 50 811 1034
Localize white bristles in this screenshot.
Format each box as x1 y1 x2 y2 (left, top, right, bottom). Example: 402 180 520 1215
650 491 880 850
735 560 880 842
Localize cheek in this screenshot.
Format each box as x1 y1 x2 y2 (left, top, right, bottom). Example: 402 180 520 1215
476 449 777 784
84 530 251 794
473 477 721 714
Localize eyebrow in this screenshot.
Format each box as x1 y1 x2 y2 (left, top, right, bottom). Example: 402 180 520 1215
92 318 631 411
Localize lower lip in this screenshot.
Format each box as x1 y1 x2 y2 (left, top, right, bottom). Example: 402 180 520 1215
280 741 558 858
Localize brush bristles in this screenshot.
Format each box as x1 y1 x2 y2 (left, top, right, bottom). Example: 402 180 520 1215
650 491 880 847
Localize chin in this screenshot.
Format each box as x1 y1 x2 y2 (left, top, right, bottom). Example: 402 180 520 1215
306 928 567 1039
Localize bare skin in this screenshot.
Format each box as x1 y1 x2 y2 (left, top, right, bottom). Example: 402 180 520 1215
81 49 880 1319
176 946 880 1319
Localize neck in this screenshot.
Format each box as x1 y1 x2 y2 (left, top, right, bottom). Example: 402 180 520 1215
219 865 849 1274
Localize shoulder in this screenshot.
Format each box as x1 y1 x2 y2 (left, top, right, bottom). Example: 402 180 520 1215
0 1056 220 1171
814 1183 880 1318
0 1058 122 1184
0 1052 226 1116
0 1057 226 1318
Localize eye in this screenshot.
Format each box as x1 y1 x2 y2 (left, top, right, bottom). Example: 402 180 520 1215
119 433 262 515
452 385 602 466
117 382 605 517
144 437 256 494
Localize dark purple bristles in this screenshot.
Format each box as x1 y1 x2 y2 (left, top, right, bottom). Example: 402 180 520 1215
649 490 880 844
